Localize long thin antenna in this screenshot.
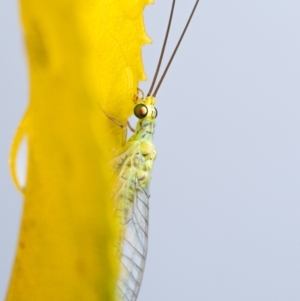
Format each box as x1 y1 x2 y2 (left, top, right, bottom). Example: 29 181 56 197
147 0 176 97
152 0 200 97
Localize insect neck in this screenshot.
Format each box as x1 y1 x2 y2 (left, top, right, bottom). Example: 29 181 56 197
134 118 155 143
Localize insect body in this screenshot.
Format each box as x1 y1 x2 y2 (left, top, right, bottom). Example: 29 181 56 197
112 97 157 301
110 1 200 300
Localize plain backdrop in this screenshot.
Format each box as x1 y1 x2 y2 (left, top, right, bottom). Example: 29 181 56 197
1 1 300 300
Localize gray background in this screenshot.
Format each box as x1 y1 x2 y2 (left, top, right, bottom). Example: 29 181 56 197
1 0 299 300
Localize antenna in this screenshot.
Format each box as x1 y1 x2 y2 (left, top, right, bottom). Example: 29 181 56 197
147 0 176 97
152 0 200 97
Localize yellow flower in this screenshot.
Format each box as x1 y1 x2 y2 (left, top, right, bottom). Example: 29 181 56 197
7 0 152 300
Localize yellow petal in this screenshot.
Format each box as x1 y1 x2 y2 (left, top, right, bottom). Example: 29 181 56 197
7 0 150 300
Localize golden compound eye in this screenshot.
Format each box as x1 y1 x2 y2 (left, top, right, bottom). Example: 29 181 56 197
134 104 148 119
153 107 158 118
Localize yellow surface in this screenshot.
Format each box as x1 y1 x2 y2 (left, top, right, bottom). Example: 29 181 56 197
7 0 152 300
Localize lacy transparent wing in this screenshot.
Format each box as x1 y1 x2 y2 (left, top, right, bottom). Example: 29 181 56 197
112 141 151 301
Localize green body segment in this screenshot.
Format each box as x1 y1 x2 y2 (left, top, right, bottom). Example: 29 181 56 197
112 96 157 217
